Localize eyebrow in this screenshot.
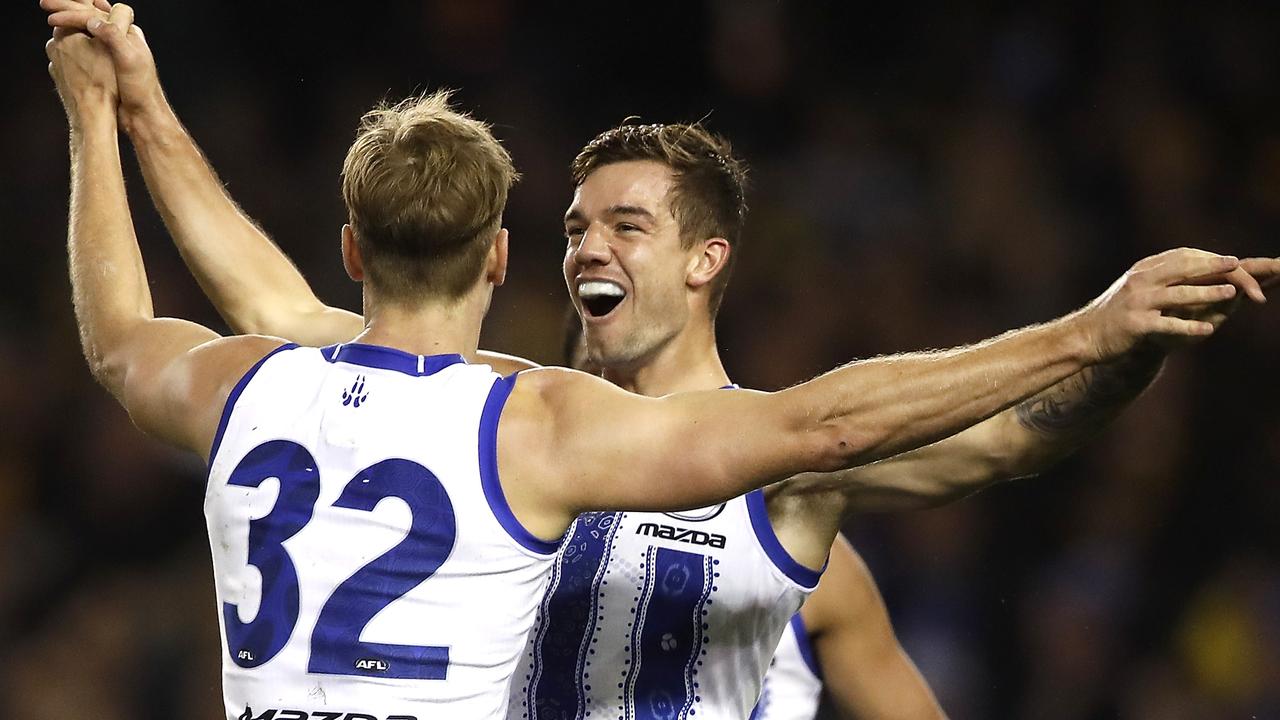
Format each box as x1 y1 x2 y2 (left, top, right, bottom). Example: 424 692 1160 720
564 205 658 226
606 205 658 222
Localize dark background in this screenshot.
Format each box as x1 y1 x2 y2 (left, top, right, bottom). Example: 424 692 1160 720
2 2 1278 718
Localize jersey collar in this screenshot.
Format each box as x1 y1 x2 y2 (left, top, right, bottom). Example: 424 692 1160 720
322 343 467 377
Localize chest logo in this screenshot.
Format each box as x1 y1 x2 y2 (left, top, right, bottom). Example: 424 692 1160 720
636 522 727 549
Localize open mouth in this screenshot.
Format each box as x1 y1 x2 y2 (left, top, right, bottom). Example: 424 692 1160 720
578 280 626 319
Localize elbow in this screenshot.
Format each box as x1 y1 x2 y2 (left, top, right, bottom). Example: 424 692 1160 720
80 329 134 400
84 344 128 398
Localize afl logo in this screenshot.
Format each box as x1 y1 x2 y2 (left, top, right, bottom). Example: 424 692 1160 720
663 503 726 522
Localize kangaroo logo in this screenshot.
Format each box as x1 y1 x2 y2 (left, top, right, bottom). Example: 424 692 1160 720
342 375 369 408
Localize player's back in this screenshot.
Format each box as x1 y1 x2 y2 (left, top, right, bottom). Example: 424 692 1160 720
206 342 560 720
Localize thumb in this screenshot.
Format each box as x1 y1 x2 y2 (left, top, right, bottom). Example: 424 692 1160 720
87 3 132 43
86 16 125 51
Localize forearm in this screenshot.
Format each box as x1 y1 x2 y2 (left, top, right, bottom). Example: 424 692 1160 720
68 100 152 395
786 313 1095 472
123 101 330 336
827 347 1161 510
1012 342 1163 449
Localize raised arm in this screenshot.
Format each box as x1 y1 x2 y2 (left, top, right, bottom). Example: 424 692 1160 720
43 0 361 344
43 1 539 374
49 15 282 457
801 537 946 720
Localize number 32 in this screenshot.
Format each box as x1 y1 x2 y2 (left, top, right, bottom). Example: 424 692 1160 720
222 439 454 680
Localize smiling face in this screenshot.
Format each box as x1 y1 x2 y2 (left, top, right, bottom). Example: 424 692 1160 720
563 160 700 369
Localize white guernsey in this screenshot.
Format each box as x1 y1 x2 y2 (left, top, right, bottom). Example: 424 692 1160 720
750 615 824 720
510 493 815 720
208 344 557 719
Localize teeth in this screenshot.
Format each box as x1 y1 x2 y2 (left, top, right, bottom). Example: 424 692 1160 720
578 280 625 299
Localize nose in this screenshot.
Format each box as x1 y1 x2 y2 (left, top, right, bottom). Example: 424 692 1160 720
573 223 612 267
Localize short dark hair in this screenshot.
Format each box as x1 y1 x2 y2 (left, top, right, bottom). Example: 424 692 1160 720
570 122 748 314
342 90 519 302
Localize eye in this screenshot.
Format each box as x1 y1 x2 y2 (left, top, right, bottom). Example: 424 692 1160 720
564 226 585 243
616 223 640 234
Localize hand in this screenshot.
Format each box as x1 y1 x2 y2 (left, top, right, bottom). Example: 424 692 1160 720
43 0 159 120
1079 247 1243 362
44 3 127 130
1158 256 1280 349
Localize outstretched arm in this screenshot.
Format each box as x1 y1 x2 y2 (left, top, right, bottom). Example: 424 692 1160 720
778 256 1280 514
502 252 1242 537
43 0 538 373
802 537 946 720
791 344 1167 513
51 16 282 457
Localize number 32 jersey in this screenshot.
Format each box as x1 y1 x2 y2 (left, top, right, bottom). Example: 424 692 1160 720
205 343 560 720
509 493 820 720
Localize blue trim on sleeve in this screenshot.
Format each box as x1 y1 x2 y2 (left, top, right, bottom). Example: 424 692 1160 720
478 373 562 555
322 342 465 377
746 489 824 589
206 342 298 471
789 612 823 681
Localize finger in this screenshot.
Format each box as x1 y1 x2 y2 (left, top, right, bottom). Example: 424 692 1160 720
1146 252 1239 285
1201 312 1230 328
39 0 92 12
52 26 76 39
1224 265 1266 304
1164 303 1233 326
44 37 55 60
1151 283 1237 309
94 0 111 10
1146 314 1216 338
47 9 106 29
1241 257 1280 290
107 2 133 29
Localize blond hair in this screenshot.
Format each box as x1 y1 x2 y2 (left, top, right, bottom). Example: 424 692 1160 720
342 90 519 302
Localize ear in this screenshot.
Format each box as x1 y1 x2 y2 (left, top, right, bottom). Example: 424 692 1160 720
341 224 365 281
686 236 731 291
484 228 509 287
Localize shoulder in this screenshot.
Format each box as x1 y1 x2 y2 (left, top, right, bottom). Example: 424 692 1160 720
506 365 622 407
189 334 296 389
476 349 541 375
135 331 293 459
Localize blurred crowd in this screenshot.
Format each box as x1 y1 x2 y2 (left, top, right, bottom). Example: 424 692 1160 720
1 2 1277 718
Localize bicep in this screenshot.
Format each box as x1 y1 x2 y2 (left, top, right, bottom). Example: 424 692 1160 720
514 371 799 515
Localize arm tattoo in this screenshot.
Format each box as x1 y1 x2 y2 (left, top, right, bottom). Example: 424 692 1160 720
1015 345 1163 437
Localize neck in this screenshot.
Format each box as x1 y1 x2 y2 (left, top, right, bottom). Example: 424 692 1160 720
352 289 486 358
602 314 731 397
